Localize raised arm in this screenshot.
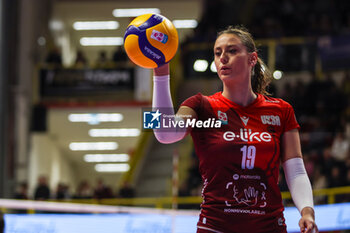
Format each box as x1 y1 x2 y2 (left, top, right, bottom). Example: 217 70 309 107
281 129 318 233
152 64 196 144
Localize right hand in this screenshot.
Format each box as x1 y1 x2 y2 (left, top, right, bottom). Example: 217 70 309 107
299 207 318 233
153 63 169 76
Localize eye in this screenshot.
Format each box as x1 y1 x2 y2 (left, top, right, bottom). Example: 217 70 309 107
214 51 221 57
229 49 237 54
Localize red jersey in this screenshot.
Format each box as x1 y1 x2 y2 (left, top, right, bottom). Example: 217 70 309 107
181 92 299 233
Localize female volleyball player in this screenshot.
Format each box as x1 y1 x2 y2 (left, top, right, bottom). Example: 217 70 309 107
152 26 318 233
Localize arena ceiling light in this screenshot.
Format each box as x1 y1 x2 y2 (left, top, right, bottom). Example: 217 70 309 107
84 154 129 162
69 142 118 151
80 37 123 46
73 21 119 30
210 61 217 72
49 19 64 31
89 128 141 137
172 19 198 29
112 8 160 17
68 113 123 125
95 163 130 172
193 59 208 72
273 70 283 80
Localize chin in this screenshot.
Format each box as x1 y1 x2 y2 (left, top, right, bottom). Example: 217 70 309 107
219 74 234 81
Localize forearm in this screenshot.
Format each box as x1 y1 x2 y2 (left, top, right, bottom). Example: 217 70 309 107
283 157 314 213
152 66 186 144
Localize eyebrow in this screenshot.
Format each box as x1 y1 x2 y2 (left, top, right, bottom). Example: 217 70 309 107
214 44 240 50
226 44 240 48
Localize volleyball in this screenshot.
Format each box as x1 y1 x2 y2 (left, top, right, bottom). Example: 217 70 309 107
124 14 179 69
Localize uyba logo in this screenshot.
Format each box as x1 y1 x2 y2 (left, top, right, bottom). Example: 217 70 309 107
260 115 281 126
150 29 168 44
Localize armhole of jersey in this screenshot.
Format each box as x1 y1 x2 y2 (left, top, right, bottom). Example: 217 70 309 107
282 100 300 133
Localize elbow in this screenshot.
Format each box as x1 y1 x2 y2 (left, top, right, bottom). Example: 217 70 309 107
153 131 183 144
154 133 176 144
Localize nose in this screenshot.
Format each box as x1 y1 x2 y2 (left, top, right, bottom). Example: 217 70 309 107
220 53 228 64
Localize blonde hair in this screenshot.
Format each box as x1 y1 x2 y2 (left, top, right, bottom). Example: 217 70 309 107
217 25 272 95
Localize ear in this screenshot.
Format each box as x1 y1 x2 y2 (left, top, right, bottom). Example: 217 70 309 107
249 52 258 66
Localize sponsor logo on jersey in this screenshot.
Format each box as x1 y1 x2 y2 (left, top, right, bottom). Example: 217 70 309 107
240 174 261 180
150 29 168 44
261 115 281 126
223 128 272 142
232 174 261 180
217 110 228 125
240 116 249 126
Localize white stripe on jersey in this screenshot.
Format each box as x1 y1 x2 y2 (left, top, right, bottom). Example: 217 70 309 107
197 226 224 233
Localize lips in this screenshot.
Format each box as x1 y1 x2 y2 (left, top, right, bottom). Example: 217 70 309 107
220 66 231 74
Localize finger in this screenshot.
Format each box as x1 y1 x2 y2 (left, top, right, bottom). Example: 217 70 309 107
299 220 306 233
304 222 314 233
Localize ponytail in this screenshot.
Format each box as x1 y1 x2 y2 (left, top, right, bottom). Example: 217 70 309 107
252 57 272 95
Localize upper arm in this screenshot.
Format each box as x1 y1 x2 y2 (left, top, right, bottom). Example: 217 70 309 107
177 106 197 119
281 128 303 163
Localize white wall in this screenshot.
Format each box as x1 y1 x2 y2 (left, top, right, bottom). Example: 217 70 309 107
28 133 76 198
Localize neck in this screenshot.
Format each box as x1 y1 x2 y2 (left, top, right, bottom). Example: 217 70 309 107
222 82 257 107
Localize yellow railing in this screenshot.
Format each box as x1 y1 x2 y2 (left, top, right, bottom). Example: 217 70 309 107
1 186 349 214
96 186 350 208
281 186 350 205
48 186 350 209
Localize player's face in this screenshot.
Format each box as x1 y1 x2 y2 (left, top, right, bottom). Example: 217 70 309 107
214 34 256 83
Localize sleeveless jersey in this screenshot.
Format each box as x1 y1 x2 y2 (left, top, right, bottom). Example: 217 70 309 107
180 92 299 233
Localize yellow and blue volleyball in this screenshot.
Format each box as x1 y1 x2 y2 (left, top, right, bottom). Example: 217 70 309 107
124 14 179 69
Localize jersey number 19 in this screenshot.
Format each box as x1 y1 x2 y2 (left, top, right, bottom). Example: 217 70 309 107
241 145 256 169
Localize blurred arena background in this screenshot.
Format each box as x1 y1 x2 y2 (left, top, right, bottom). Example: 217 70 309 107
0 0 349 232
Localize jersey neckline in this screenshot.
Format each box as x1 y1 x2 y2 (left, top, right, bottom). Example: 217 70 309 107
216 92 262 109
